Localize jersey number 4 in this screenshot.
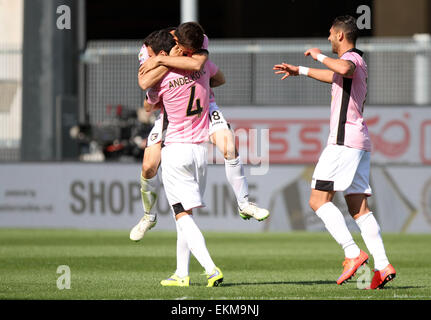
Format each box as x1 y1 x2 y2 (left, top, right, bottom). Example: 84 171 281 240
186 86 203 117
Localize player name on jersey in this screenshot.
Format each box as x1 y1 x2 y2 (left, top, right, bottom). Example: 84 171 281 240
168 69 207 89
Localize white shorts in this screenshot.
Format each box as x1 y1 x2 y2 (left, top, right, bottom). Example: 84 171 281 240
146 116 163 147
161 143 208 213
311 144 372 196
209 102 230 136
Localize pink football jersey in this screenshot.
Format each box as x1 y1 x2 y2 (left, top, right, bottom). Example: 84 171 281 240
328 48 371 152
202 34 209 50
138 44 150 65
147 60 219 144
201 35 216 103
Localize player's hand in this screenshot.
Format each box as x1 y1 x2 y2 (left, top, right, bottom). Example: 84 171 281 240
273 63 299 80
304 48 322 60
138 63 145 76
140 57 159 75
169 45 183 57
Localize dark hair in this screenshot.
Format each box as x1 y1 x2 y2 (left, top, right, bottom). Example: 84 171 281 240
144 29 176 55
162 26 176 34
143 30 159 47
174 22 205 51
332 15 359 44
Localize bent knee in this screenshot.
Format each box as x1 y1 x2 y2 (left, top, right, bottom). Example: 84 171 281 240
217 131 237 160
309 190 334 212
309 198 320 212
142 163 158 179
224 144 237 160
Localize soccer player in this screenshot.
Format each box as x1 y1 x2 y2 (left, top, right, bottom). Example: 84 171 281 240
273 15 396 289
130 23 269 241
144 29 223 287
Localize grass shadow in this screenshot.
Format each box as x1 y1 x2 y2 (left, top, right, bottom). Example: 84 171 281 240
220 280 334 287
221 281 425 290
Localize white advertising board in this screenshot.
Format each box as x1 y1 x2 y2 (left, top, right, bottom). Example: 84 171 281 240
1 163 431 233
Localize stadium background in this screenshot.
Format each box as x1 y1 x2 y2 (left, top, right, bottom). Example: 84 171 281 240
1 0 431 234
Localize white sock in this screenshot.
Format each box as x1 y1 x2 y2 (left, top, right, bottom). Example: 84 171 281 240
315 202 360 259
225 156 249 209
176 215 216 274
140 173 159 217
355 212 389 270
175 222 190 278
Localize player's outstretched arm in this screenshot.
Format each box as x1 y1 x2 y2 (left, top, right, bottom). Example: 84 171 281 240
306 68 335 84
304 48 355 77
273 63 299 79
273 63 334 84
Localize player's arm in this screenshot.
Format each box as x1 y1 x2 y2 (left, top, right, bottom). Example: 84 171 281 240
143 88 163 113
137 44 168 90
138 46 207 90
138 63 168 91
304 48 355 77
156 52 208 72
143 99 155 113
143 96 163 113
210 69 225 88
273 63 334 84
141 46 209 73
143 100 162 113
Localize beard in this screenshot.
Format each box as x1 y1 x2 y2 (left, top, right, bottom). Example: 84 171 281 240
331 42 339 54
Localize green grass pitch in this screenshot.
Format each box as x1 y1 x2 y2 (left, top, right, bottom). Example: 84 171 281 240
0 229 430 300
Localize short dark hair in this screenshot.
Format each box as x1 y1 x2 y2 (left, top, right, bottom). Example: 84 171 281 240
174 22 205 51
144 29 176 55
143 30 159 47
332 15 359 44
162 26 176 33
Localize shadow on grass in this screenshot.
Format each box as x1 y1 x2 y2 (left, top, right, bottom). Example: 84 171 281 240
220 280 334 287
219 281 425 290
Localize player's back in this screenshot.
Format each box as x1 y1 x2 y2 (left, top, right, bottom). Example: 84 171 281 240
147 60 219 145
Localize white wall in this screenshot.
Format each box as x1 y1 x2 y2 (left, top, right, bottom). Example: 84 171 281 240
0 0 23 147
0 0 23 45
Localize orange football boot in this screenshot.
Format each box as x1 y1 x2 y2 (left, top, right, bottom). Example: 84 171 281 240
337 250 369 285
367 264 396 290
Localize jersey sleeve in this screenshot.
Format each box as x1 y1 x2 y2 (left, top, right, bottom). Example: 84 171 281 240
341 52 360 78
206 59 219 78
138 44 150 65
146 87 161 105
342 52 360 67
202 34 209 50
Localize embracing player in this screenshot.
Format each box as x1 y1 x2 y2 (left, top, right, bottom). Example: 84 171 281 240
130 22 269 241
274 15 396 290
144 29 223 287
